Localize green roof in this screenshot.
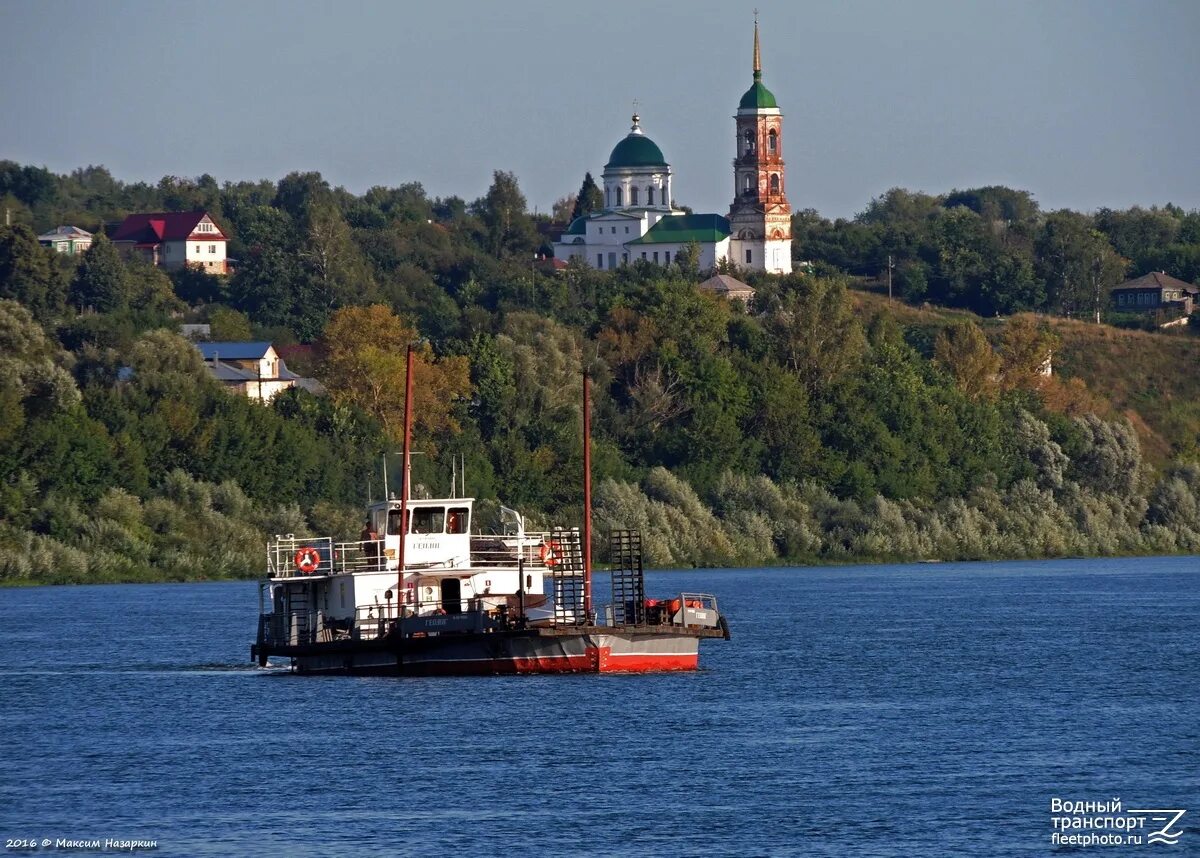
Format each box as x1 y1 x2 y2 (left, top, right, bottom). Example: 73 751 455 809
628 214 731 245
606 133 668 169
739 71 777 110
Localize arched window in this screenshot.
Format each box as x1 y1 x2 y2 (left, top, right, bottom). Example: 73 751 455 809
630 186 639 205
743 174 753 193
769 174 780 194
615 187 622 206
647 186 655 205
768 130 777 153
744 129 755 154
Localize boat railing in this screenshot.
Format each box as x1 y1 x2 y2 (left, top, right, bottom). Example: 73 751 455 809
601 592 721 629
266 532 556 577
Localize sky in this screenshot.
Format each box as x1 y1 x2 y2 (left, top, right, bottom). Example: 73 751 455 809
1 0 1197 220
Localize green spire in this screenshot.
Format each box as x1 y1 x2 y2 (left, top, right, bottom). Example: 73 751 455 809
740 16 777 110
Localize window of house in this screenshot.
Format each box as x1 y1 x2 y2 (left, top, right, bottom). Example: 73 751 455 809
768 130 777 153
746 249 753 264
623 253 628 263
653 251 659 263
209 244 216 253
608 252 616 268
630 187 639 205
625 226 629 234
597 254 603 269
642 252 647 260
665 251 671 263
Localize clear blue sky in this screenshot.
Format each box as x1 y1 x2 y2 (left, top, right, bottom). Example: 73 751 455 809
1 0 1197 219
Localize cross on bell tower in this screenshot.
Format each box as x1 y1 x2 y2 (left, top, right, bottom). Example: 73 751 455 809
728 15 792 273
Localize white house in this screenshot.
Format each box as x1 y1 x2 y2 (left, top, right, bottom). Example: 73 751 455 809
111 211 228 274
37 226 93 255
196 341 299 402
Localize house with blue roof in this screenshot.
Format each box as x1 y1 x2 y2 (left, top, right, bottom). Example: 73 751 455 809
195 341 301 402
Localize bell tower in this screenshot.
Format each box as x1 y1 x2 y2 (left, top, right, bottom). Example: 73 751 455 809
728 17 792 274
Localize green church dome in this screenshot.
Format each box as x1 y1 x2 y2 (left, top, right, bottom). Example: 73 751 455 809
739 72 778 110
605 115 668 169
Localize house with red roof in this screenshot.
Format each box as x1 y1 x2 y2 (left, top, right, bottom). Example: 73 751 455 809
111 211 228 274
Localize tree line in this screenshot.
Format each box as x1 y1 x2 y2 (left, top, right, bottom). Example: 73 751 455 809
1 159 1198 582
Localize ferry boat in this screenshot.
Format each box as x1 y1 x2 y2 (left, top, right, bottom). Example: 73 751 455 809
250 353 729 676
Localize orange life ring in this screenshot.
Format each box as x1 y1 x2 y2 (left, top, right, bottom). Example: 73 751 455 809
539 540 561 567
294 546 321 574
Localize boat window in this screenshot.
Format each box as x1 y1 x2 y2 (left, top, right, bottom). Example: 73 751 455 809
446 507 470 534
387 509 409 536
411 507 445 534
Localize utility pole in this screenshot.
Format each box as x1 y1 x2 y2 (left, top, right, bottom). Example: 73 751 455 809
887 254 894 300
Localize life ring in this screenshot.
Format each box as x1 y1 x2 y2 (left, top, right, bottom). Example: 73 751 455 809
294 546 321 574
539 540 562 567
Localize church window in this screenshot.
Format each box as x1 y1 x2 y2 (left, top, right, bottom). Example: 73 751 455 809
647 187 655 205
770 174 780 194
606 188 611 207
615 187 622 206
745 249 753 265
625 226 630 234
743 175 753 193
744 129 755 154
768 130 777 153
631 187 639 205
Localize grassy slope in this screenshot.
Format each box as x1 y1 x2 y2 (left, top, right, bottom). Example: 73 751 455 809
850 290 1200 467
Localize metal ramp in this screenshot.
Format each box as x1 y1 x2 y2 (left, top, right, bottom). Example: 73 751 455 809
550 527 586 625
609 530 646 625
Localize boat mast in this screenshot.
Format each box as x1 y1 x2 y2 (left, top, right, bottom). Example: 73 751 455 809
583 371 593 619
397 343 414 597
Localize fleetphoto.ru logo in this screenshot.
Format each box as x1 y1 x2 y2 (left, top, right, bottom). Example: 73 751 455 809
1050 798 1187 847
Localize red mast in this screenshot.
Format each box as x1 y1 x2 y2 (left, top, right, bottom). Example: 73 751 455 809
397 344 414 596
583 371 593 619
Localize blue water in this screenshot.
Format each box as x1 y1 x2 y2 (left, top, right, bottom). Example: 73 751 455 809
1 557 1197 856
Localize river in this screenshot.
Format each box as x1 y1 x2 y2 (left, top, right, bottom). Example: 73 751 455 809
1 556 1196 856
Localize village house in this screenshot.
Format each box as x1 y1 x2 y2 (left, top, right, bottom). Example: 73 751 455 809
37 225 93 255
196 341 299 402
111 211 228 274
1111 271 1199 316
698 273 756 306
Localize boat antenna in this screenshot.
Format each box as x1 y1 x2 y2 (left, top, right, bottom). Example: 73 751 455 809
397 343 415 595
583 371 593 620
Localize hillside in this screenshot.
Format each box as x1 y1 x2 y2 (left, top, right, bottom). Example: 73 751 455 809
850 290 1200 468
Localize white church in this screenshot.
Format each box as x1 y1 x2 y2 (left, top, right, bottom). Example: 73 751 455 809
554 22 793 275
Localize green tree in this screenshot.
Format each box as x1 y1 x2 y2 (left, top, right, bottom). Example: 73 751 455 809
569 172 604 223
475 170 538 258
0 224 66 320
70 235 129 312
933 321 1000 401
